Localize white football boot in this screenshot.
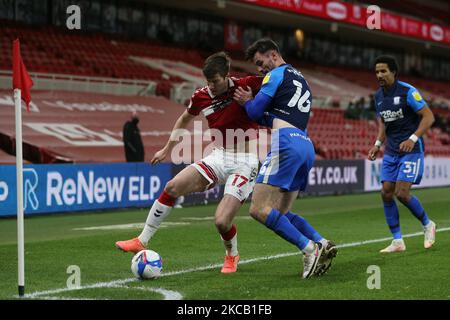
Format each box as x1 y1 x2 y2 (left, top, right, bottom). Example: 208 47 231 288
302 242 324 279
423 220 436 249
315 240 338 276
379 239 406 253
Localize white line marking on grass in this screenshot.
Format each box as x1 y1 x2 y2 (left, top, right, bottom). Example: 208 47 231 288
22 281 183 300
126 285 183 300
23 279 135 299
73 222 190 231
37 296 105 300
25 227 450 300
74 217 252 230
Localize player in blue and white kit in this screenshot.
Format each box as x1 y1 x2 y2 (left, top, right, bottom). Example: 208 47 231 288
234 39 337 278
368 55 436 253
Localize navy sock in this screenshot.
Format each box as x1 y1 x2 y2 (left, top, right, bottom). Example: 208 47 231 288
383 201 402 239
265 208 310 250
404 196 430 226
285 212 323 242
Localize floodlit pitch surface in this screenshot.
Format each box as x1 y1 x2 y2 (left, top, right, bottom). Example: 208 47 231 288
1 187 449 300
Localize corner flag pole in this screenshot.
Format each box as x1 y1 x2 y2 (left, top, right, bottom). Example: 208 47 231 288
12 38 33 297
14 88 25 297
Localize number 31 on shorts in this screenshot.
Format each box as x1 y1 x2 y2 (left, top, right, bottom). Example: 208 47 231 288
403 161 417 175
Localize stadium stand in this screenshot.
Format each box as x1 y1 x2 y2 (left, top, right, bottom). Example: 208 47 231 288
309 108 450 159
0 148 18 164
315 65 450 100
0 90 210 163
1 21 448 100
0 22 203 98
0 3 449 162
1 89 447 163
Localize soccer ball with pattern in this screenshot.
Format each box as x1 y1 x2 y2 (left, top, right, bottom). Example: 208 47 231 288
131 249 163 279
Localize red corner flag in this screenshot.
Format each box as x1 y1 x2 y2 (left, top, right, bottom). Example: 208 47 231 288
12 39 33 111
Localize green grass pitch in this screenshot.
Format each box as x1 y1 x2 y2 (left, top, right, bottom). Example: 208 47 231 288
0 187 449 300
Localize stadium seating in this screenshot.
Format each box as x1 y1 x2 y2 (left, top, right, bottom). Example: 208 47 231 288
312 64 450 100
309 108 450 159
0 22 204 98
0 22 448 162
0 148 17 164
1 21 448 101
0 89 213 164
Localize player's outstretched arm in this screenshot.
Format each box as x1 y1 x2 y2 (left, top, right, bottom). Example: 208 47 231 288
399 106 435 153
412 106 435 138
234 86 272 121
234 86 253 106
368 118 385 161
151 110 195 165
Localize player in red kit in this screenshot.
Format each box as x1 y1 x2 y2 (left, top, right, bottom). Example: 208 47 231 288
116 52 262 273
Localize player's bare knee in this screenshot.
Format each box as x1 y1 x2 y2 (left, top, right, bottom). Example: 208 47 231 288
277 204 290 214
395 190 410 204
381 189 394 202
249 205 262 222
164 180 180 198
249 205 270 223
215 216 231 234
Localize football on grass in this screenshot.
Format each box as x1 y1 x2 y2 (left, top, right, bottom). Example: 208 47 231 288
131 249 163 280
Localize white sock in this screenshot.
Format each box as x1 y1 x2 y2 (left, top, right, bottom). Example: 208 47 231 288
222 234 238 256
138 200 172 245
302 240 316 255
319 238 328 247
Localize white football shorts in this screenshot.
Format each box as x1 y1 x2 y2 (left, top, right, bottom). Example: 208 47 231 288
191 148 259 202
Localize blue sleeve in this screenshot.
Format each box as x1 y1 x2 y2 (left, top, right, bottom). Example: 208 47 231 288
243 92 272 122
374 94 381 119
260 67 284 98
407 87 426 112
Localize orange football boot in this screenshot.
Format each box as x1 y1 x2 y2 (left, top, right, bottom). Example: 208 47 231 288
115 237 146 253
221 255 240 273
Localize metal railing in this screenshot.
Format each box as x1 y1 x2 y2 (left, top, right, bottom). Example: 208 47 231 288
0 70 156 96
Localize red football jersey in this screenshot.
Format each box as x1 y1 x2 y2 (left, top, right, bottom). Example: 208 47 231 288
187 76 263 148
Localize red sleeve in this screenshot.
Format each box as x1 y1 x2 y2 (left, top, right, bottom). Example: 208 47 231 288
186 90 202 116
243 76 263 96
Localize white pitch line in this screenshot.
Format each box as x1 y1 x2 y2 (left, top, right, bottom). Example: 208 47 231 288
22 279 136 299
24 227 450 300
128 285 184 300
73 222 190 231
23 283 182 300
73 217 253 231
22 284 183 301
37 296 105 300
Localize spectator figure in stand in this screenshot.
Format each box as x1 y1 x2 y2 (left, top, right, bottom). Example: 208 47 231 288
123 111 145 162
